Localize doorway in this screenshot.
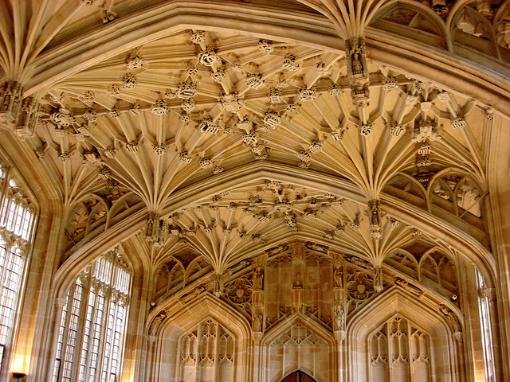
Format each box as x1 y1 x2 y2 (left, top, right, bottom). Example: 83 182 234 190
280 370 317 382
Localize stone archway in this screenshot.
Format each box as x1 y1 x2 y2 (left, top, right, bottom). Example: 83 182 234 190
281 370 317 382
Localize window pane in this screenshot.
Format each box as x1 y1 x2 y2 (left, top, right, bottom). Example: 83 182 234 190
0 168 36 374
54 252 131 382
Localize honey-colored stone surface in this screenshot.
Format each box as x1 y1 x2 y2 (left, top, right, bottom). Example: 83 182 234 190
0 1 509 381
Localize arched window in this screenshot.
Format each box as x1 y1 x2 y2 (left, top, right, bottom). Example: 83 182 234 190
0 164 36 371
52 249 131 382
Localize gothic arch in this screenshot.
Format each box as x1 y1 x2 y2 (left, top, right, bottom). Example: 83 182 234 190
55 161 495 296
280 370 318 382
347 288 460 382
372 0 451 48
258 313 337 382
23 2 510 117
149 294 251 382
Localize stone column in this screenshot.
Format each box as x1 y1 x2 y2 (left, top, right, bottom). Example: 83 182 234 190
290 243 304 314
330 252 346 382
487 114 510 380
252 255 266 382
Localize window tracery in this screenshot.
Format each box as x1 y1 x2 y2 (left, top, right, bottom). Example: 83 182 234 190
53 249 131 382
177 319 235 382
369 316 432 382
267 321 329 382
0 164 36 371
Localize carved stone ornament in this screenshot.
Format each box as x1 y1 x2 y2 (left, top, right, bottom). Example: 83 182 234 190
211 70 226 83
198 118 220 134
246 73 265 89
220 94 242 113
282 54 300 72
126 54 144 70
145 213 169 247
190 30 205 44
257 39 274 54
198 48 218 66
121 72 137 89
368 199 382 240
439 304 462 341
360 123 373 136
178 151 193 164
373 267 384 293
176 80 198 99
151 99 168 115
263 112 280 129
298 88 317 102
412 119 441 143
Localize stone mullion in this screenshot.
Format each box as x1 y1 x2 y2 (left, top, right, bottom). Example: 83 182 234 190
387 321 395 382
105 297 120 379
0 242 17 367
95 284 114 381
0 166 11 223
49 297 66 381
195 323 203 382
10 198 22 237
71 276 93 382
103 260 121 380
94 255 119 380
0 191 13 230
407 319 414 382
126 263 150 382
17 202 27 241
83 282 102 382
58 283 76 381
290 243 304 314
213 321 219 381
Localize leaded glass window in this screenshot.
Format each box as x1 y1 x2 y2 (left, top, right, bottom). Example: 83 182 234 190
53 250 131 382
0 164 36 372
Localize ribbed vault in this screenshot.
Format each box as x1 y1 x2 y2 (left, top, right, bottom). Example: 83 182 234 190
0 1 508 380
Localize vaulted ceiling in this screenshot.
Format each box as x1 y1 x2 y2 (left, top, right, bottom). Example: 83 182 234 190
0 0 508 298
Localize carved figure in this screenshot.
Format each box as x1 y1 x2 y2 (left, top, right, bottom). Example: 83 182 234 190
253 267 264 290
333 304 346 331
253 313 263 332
333 265 344 288
351 47 364 75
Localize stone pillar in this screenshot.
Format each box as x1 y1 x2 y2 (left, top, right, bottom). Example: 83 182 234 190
252 255 266 382
290 243 304 314
487 114 510 380
330 252 346 382
458 261 484 382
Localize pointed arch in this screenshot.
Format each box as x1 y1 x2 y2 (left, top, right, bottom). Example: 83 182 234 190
281 370 318 382
347 288 461 382
259 313 337 382
151 294 251 382
55 161 496 299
